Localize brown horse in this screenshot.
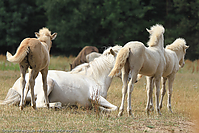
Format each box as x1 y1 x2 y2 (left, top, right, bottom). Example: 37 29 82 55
70 46 99 70
6 28 57 110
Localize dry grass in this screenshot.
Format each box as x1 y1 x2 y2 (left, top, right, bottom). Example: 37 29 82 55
0 56 199 132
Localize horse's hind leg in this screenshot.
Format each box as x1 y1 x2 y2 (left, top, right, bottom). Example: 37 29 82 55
25 69 39 109
118 68 128 116
146 76 153 116
154 76 161 115
19 62 28 110
41 67 49 108
159 77 167 109
127 70 138 117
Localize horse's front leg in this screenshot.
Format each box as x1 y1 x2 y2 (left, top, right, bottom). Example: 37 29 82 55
146 76 153 116
167 75 175 113
159 77 167 109
92 95 118 113
154 76 161 115
118 68 128 116
41 67 49 108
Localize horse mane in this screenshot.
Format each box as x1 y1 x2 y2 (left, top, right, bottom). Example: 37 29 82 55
147 24 165 47
71 45 122 79
39 27 51 37
166 38 186 51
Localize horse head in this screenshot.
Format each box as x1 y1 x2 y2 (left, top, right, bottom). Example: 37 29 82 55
35 27 57 51
166 38 189 68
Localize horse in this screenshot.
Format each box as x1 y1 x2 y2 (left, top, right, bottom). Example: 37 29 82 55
143 38 189 113
70 46 99 70
1 45 122 113
6 28 57 110
86 52 102 62
109 24 166 116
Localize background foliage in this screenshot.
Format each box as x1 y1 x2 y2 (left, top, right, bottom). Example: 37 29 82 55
0 0 199 59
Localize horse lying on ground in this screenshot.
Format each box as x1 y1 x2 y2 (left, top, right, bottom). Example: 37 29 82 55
86 52 102 62
6 28 57 110
138 38 189 113
1 45 122 113
70 46 99 70
109 24 166 116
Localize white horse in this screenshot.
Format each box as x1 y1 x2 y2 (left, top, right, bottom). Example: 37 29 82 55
86 52 102 62
0 45 122 112
109 24 166 116
144 38 189 113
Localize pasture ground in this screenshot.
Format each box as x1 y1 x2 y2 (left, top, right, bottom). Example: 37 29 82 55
0 56 198 132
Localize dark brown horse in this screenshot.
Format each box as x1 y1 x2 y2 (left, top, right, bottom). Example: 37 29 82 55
70 46 99 70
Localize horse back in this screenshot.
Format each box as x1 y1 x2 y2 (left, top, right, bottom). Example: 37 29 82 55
25 38 50 70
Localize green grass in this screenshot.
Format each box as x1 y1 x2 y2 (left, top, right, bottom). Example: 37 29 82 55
0 56 198 132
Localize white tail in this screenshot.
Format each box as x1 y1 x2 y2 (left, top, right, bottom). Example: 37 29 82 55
109 47 130 77
0 88 20 105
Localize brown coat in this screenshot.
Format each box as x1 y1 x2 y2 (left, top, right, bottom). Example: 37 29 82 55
70 46 99 70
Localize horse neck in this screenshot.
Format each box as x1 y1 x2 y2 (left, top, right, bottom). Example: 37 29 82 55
149 35 164 51
40 40 51 51
173 49 183 63
89 56 114 94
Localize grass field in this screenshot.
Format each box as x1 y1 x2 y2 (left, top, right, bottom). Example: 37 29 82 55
0 55 198 132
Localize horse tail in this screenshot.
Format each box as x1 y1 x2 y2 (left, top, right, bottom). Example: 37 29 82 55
6 43 29 63
0 88 20 105
109 47 130 77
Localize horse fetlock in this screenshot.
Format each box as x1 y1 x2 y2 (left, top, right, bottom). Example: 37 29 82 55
19 106 24 111
149 104 154 111
157 108 162 115
32 103 36 110
167 105 173 113
118 110 123 117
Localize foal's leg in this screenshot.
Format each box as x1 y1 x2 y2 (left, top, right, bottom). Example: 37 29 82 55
149 78 154 111
118 68 128 116
24 69 39 109
154 77 161 115
127 71 138 117
167 75 175 113
19 63 28 110
159 77 167 109
41 67 49 108
146 76 153 116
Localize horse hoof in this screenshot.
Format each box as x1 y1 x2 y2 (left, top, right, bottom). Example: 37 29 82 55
19 106 23 111
127 111 133 117
46 103 49 108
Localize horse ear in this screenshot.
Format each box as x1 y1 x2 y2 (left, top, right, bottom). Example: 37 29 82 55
185 45 189 49
35 32 40 38
51 33 57 40
146 28 152 34
110 49 116 57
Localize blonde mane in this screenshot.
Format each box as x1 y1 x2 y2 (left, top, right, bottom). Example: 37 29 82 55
71 45 122 79
147 24 165 47
39 27 51 36
166 38 186 51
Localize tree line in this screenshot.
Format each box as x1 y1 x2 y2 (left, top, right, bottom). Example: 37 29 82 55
0 0 198 60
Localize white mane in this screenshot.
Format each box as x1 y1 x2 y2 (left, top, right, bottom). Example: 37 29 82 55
147 24 165 47
166 38 186 51
71 45 122 80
